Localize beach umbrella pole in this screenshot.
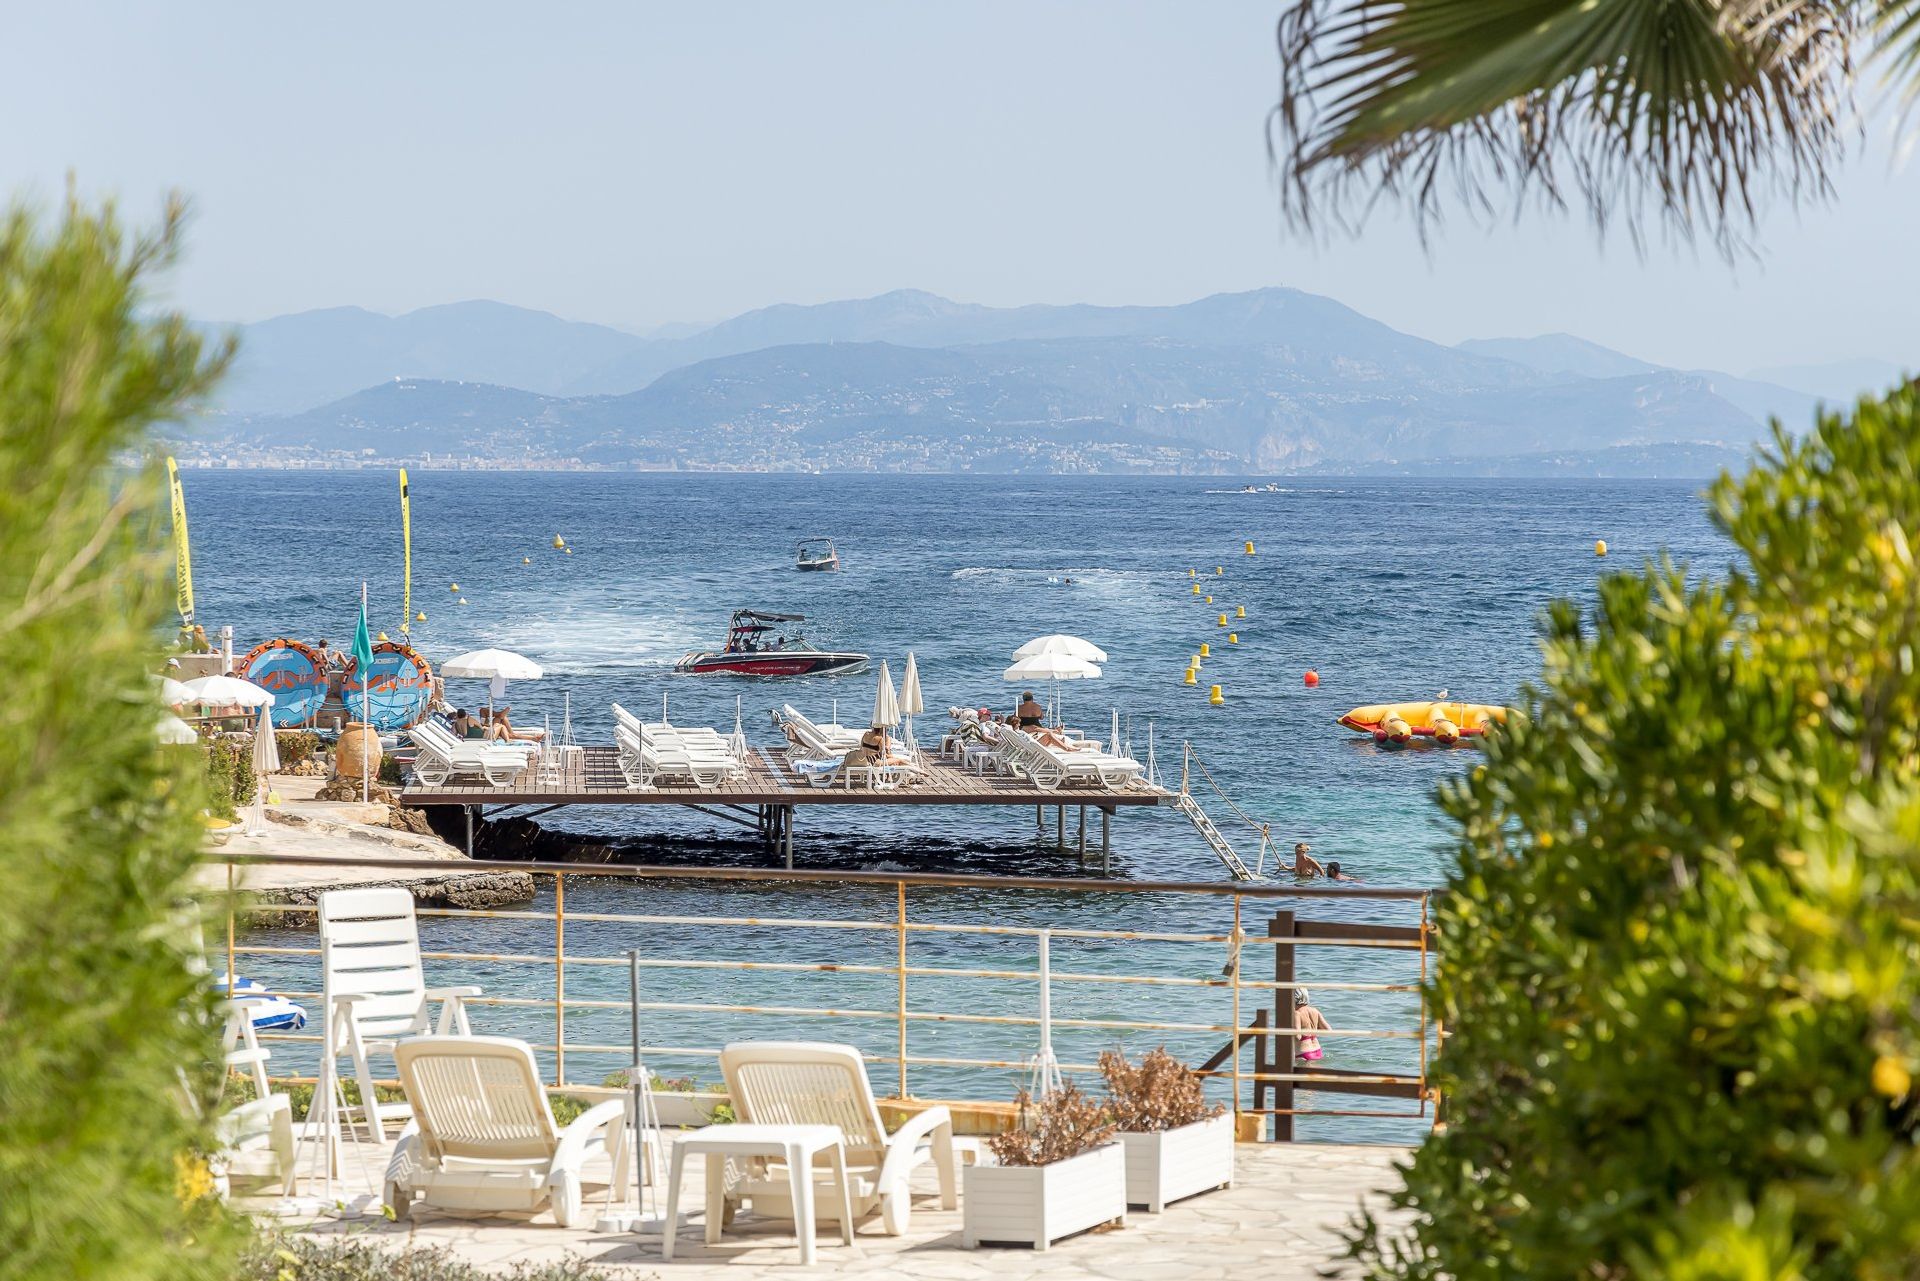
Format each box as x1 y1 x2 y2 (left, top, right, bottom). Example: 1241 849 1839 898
596 949 670 1233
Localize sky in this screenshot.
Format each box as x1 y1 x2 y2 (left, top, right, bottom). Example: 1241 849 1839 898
3 1 1914 375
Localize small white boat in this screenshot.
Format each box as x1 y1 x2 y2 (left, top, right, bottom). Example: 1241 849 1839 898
795 537 841 572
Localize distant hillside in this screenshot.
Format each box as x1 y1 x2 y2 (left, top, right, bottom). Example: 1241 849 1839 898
1458 332 1815 427
198 329 1766 474
211 301 647 414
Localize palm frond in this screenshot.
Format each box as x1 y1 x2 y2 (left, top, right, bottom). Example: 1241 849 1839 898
1269 0 1865 254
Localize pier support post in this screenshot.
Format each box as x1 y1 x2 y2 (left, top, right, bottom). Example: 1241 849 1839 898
1101 807 1111 873
1270 910 1296 1142
782 806 795 870
1077 806 1087 863
1055 806 1064 851
465 804 475 858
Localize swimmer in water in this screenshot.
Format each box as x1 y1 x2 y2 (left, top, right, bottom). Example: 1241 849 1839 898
1291 842 1325 878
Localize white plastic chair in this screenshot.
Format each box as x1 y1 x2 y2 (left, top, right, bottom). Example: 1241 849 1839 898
315 887 480 1137
719 1041 956 1235
384 1035 629 1227
210 997 297 1197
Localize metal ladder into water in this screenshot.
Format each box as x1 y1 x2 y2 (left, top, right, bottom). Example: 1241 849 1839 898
1174 744 1261 881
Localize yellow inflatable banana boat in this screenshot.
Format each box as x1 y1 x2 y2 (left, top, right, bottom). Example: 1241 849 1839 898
1338 700 1509 747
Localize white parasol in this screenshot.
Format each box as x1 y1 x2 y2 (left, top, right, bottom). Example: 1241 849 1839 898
899 651 925 755
441 648 543 714
158 675 194 707
244 703 281 837
1013 634 1108 664
1002 652 1101 727
871 660 900 736
157 715 198 745
181 674 274 712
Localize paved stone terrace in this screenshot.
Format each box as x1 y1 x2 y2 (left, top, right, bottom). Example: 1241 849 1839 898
260 1139 1411 1279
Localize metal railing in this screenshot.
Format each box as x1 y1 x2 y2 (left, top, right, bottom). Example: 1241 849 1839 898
209 851 1438 1138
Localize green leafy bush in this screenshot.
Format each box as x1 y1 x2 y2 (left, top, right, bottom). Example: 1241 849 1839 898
1350 390 1920 1278
0 199 238 1280
204 735 258 820
237 1236 616 1281
273 730 321 768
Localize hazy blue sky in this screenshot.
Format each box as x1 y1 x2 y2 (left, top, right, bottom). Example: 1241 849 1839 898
5 1 1914 373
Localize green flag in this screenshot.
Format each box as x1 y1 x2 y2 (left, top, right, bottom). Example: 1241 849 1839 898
351 597 374 673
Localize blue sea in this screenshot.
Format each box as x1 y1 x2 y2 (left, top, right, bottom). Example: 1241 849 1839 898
197 471 1729 1140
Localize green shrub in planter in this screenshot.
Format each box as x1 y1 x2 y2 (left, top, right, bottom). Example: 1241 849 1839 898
202 735 256 820
1349 390 1920 1278
273 729 321 768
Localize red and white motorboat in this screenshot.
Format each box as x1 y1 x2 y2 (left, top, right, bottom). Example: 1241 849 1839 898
674 609 869 678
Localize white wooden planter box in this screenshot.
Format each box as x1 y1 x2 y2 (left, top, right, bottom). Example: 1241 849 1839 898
962 1141 1127 1250
1118 1113 1235 1212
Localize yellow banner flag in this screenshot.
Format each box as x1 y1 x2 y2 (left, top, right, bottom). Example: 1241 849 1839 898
166 456 194 626
399 468 411 636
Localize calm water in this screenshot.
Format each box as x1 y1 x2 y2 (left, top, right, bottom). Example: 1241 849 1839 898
195 471 1728 1139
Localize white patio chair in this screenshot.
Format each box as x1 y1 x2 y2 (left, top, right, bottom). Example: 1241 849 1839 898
210 995 297 1197
384 1035 629 1228
315 887 480 1137
719 1041 956 1235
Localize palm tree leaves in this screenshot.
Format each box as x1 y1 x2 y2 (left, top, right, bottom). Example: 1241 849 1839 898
1268 0 1901 253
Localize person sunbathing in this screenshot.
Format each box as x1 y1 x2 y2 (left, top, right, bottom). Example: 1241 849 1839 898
1017 693 1046 727
486 707 542 743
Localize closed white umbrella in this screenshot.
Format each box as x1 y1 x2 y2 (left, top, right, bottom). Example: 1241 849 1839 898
157 715 198 745
244 703 281 838
871 660 901 731
441 648 543 715
1002 653 1101 727
1012 634 1108 664
900 652 925 755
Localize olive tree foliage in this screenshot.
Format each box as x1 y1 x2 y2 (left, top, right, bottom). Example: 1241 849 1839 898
1350 386 1920 1278
0 198 238 1281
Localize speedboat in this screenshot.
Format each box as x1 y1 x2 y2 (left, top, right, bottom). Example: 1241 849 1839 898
674 609 869 677
795 537 841 572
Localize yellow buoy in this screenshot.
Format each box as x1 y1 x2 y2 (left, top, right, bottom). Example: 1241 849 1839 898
376 630 389 642
1245 541 1255 555
1235 605 1245 619
565 547 572 554
1209 684 1224 705
553 535 566 549
1200 642 1211 657
1595 539 1608 557
415 611 427 622
1215 566 1223 575
1228 633 1238 644
400 623 410 634
1191 583 1201 595
1205 595 1213 604
1188 568 1196 578
523 556 531 564
450 583 460 592
1183 667 1197 685
1217 613 1228 626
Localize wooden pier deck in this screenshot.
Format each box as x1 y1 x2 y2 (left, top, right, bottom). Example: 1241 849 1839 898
400 746 1169 810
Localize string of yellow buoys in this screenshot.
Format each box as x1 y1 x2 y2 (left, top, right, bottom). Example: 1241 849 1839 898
1182 536 1259 704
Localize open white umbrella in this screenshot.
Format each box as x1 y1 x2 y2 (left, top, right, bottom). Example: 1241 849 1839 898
871 660 901 736
1002 652 1101 727
181 674 274 711
1013 634 1109 664
899 652 925 755
158 675 194 707
244 703 281 838
157 714 198 745
441 648 543 714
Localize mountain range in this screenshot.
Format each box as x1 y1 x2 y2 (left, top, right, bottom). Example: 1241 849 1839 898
185 288 1906 475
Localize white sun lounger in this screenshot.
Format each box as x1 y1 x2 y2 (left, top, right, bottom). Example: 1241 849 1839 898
719 1041 956 1236
384 1035 629 1228
408 721 534 787
1001 727 1143 790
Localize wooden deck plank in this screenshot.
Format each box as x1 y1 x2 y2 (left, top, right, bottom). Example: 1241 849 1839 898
400 745 1168 809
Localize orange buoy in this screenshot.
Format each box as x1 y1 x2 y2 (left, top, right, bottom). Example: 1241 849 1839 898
1304 669 1320 687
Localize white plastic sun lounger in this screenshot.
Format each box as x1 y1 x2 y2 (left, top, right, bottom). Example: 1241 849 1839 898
1002 728 1142 790
719 1041 956 1236
384 1035 629 1228
408 722 533 787
614 720 741 790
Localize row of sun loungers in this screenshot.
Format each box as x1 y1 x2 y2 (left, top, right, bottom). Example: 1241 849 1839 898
943 708 1145 791
772 704 914 790
407 720 539 787
611 702 745 789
